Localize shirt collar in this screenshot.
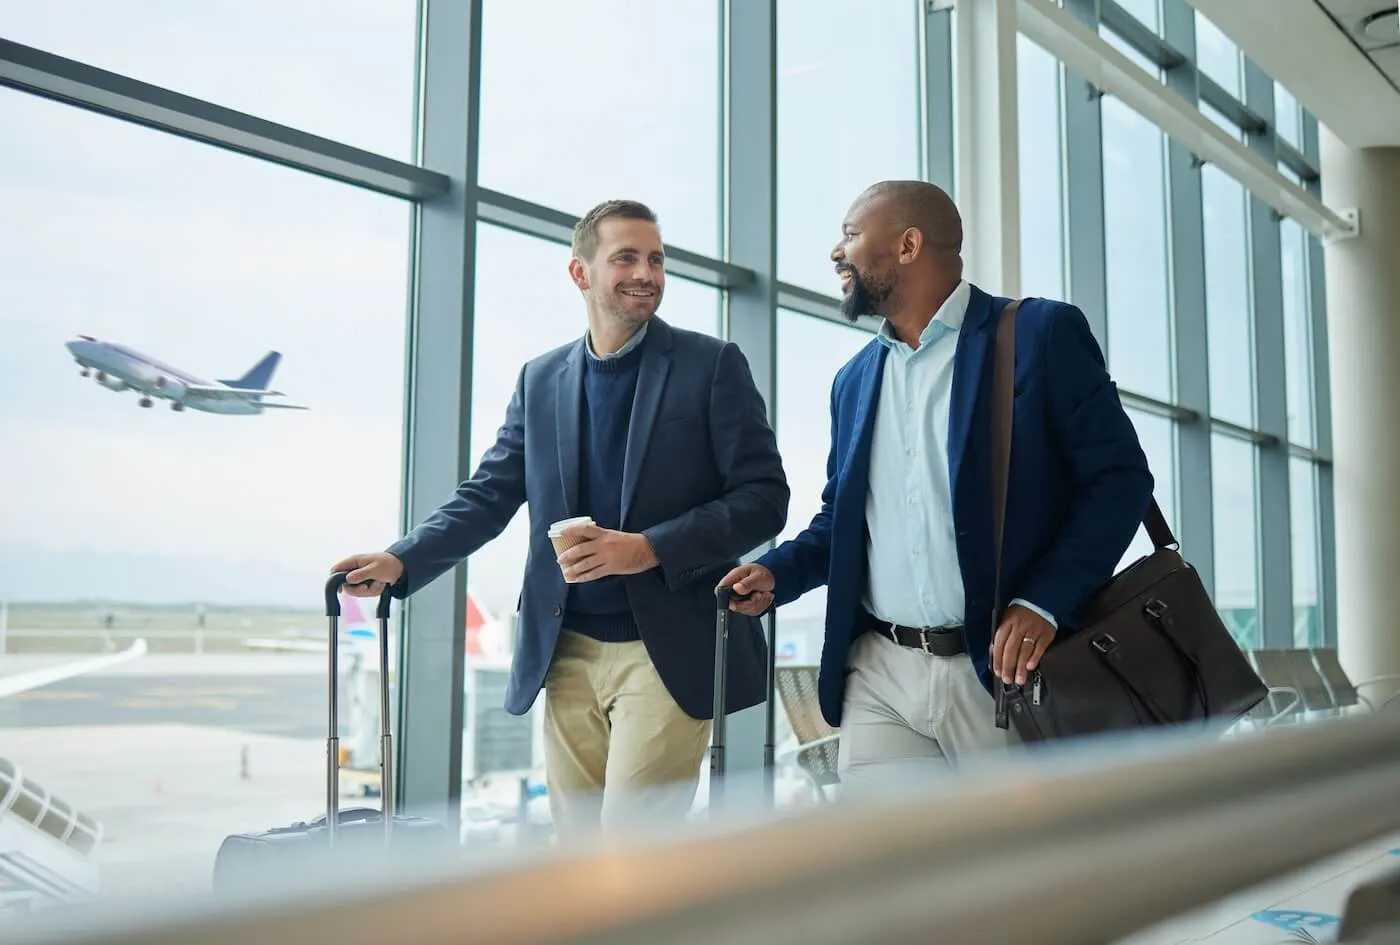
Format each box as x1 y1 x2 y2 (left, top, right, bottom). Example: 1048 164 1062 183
876 279 971 350
585 320 649 361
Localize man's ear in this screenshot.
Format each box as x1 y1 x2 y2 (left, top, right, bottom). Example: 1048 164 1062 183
899 226 924 264
568 256 590 291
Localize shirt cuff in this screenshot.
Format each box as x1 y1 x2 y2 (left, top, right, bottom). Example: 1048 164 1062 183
1010 597 1057 630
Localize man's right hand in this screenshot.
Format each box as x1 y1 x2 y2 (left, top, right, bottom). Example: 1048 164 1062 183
717 563 776 616
330 552 404 597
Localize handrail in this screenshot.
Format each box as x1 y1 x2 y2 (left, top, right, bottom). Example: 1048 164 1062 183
8 712 1400 945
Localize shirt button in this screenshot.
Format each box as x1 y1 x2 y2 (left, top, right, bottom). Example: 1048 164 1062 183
552 604 563 617
908 495 917 504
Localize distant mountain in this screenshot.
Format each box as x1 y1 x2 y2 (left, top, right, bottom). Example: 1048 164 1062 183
0 542 321 607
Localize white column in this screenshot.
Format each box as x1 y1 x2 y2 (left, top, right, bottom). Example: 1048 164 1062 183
953 0 1021 294
1319 130 1400 706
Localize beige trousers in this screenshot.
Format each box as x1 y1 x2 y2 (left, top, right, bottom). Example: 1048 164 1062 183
837 630 1019 796
542 630 712 839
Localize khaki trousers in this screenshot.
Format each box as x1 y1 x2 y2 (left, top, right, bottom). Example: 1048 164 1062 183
542 630 711 839
837 631 1019 796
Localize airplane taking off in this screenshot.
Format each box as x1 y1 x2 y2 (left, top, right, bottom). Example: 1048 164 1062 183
64 336 308 415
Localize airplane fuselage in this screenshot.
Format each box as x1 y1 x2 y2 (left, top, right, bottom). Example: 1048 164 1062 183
64 337 300 415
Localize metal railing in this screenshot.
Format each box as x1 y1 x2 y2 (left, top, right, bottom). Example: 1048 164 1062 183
7 711 1400 945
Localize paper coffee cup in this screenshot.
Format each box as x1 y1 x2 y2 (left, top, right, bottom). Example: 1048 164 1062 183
549 517 594 581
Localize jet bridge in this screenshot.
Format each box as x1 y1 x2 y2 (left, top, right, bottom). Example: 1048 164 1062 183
0 757 101 917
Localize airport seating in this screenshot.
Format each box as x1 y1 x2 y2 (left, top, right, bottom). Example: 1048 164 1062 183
1311 646 1400 715
774 666 840 803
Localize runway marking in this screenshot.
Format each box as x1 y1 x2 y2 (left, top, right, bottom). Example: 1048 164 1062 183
114 697 240 711
6 690 101 701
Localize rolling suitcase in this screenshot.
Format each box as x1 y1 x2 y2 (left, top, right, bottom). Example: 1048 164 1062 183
212 572 451 891
709 585 777 810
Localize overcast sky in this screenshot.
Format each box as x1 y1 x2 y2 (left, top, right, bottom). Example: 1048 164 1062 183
0 0 1289 616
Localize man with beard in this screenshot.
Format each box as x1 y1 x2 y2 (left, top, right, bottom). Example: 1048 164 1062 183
332 199 788 836
718 181 1153 790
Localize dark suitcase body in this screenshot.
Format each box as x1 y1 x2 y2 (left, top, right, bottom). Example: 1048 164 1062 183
213 573 451 891
709 586 777 809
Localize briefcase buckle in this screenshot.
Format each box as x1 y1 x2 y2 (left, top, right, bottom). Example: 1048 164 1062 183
1143 598 1168 620
1091 633 1118 655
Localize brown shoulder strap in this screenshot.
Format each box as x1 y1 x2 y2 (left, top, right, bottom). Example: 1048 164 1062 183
988 301 1180 629
989 300 1020 630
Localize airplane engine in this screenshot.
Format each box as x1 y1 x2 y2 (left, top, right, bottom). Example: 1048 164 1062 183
152 376 187 400
95 372 127 392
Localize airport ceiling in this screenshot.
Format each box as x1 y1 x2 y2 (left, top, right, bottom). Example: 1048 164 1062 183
1187 0 1400 149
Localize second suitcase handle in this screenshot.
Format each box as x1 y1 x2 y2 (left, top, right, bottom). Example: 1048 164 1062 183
324 572 395 849
711 586 751 803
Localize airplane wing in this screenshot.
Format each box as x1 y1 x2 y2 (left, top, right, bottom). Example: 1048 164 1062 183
256 402 310 410
182 384 287 400
0 639 147 699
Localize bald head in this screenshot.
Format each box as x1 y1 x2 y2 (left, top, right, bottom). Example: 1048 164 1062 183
853 180 963 256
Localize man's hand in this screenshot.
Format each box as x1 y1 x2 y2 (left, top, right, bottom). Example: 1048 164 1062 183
716 563 775 617
556 523 658 582
991 604 1056 686
330 552 404 597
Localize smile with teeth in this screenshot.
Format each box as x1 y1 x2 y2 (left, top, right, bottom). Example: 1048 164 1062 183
621 288 655 298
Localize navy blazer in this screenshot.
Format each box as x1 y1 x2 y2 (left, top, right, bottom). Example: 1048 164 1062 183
757 285 1154 728
386 317 790 720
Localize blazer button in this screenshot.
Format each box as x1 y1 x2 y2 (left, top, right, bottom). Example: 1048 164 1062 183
552 604 562 617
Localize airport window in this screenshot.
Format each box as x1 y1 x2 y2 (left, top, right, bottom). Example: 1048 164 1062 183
1274 83 1302 148
1017 34 1067 302
1115 0 1160 34
1101 95 1174 403
1193 11 1242 100
1211 434 1261 649
0 88 411 895
1117 409 1177 574
776 0 922 296
477 0 721 257
1290 457 1322 647
0 0 420 160
1280 217 1315 447
1202 164 1255 428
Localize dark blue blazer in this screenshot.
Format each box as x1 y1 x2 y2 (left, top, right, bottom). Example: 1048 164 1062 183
757 285 1154 728
386 317 789 720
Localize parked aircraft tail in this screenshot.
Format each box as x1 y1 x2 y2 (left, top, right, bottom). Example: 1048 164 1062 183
218 351 281 391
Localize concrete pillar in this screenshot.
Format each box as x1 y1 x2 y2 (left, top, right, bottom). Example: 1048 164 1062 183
1319 131 1400 707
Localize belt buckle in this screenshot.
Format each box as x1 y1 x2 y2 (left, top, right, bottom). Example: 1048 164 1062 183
919 630 934 656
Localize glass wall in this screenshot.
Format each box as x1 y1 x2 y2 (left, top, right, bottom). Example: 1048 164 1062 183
0 0 1337 908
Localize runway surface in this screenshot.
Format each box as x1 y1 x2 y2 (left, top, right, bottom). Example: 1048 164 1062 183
0 671 325 738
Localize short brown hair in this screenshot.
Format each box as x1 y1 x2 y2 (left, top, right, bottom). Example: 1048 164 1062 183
571 199 659 260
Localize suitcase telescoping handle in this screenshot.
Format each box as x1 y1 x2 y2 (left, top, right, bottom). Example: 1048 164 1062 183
324 572 395 848
711 585 777 808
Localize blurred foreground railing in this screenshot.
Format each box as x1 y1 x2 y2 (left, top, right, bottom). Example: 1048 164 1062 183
8 711 1400 945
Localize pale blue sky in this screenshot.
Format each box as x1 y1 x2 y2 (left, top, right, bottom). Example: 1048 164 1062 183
0 0 1307 615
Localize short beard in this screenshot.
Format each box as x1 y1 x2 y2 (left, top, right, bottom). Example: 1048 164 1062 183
838 266 894 323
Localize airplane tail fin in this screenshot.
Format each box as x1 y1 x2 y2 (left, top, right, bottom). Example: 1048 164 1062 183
219 351 281 391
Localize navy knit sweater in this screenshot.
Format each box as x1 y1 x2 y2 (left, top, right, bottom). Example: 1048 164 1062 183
564 337 645 641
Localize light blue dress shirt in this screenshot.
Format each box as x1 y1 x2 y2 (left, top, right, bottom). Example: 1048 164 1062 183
860 280 1056 632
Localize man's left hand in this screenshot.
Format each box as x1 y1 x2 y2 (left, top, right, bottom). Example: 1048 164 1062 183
557 523 659 582
991 604 1056 687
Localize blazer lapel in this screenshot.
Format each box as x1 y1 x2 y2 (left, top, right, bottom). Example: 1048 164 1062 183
947 285 998 498
555 341 585 517
839 344 888 494
620 320 673 525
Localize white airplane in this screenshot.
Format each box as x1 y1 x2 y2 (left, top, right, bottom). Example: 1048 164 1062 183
0 639 148 699
64 335 308 415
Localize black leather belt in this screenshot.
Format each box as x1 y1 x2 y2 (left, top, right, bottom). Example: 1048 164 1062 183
858 609 966 657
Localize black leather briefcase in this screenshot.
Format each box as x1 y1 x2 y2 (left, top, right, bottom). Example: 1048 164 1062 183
985 301 1268 742
212 574 452 892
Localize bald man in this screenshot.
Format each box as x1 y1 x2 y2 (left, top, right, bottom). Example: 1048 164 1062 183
719 180 1153 790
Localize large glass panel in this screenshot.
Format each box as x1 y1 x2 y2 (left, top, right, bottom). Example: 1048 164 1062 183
460 223 720 818
772 310 872 805
1116 0 1160 33
1212 435 1260 648
1117 409 1176 573
1194 11 1241 99
1289 458 1321 647
1275 83 1302 148
1017 35 1065 302
777 0 922 295
478 0 720 256
1201 165 1254 427
1280 218 1315 446
0 89 410 896
1102 97 1173 401
0 0 419 159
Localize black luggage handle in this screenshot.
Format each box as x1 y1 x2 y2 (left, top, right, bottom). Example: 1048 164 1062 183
323 571 395 849
710 585 778 811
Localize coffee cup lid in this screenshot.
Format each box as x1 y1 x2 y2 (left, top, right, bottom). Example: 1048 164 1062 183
549 516 593 536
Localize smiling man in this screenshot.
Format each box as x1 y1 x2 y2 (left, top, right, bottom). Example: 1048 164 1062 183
719 181 1153 790
331 199 789 837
